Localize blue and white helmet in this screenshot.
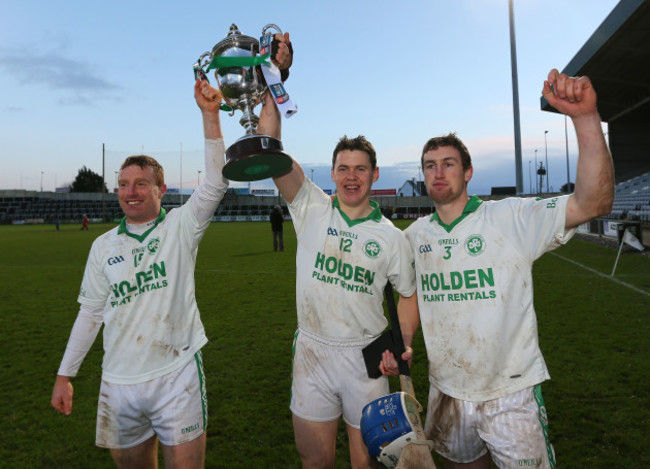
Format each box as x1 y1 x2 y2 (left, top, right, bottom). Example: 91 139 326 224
360 392 421 468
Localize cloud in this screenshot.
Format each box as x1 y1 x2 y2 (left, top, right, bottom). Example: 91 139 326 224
0 49 121 104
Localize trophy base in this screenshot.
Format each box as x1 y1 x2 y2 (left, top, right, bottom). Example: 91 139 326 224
223 135 293 181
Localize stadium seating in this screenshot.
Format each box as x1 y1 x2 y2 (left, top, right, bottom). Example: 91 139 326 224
0 196 123 223
6 175 648 225
606 171 650 222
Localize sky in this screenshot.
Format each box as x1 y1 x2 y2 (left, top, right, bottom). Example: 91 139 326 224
1 0 620 196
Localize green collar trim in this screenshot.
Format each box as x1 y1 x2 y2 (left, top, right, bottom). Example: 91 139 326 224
333 196 382 227
430 195 482 233
117 208 166 242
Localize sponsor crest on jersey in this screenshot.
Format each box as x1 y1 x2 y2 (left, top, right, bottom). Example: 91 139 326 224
147 237 160 254
464 234 485 257
363 239 381 259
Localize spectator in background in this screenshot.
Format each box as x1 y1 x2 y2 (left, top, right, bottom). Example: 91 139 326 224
270 205 285 251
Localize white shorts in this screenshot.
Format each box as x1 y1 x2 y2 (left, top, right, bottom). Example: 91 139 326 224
96 352 208 449
424 385 556 468
290 329 389 428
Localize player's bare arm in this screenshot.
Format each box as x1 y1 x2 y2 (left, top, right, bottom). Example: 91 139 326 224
256 32 304 205
380 293 420 376
194 79 223 140
542 69 614 229
260 96 304 204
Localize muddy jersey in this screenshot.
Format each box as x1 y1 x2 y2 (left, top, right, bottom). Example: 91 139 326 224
77 139 228 384
288 178 415 341
78 205 210 384
405 195 575 401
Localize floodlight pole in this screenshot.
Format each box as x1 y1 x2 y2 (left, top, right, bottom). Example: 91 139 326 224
564 115 571 192
102 143 106 221
534 149 538 193
544 130 549 192
508 0 524 195
180 143 183 205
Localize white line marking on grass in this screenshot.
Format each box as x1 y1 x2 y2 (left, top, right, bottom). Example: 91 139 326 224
550 252 650 297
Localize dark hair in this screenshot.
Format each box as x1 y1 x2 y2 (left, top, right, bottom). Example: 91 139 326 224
120 155 165 187
421 133 472 171
332 135 377 169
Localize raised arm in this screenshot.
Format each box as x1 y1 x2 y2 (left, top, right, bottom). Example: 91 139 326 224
258 91 305 204
190 79 229 223
195 79 223 140
542 69 614 229
257 32 305 204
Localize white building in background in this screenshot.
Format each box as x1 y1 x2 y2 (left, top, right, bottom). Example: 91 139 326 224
398 178 426 197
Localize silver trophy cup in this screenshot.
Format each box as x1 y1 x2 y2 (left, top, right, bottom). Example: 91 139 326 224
193 23 292 181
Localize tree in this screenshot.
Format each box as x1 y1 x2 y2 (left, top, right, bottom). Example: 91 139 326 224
560 182 575 193
70 166 108 193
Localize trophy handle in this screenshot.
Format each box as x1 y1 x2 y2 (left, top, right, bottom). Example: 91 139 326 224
262 24 283 36
194 52 233 113
193 52 212 82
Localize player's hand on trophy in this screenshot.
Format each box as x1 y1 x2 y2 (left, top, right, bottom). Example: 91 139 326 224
272 32 293 73
194 79 223 113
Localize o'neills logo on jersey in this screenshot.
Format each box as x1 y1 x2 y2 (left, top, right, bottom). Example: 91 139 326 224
420 268 496 303
311 251 375 295
110 260 169 307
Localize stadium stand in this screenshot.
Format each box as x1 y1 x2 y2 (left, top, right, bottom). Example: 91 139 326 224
0 192 122 224
606 171 650 222
4 183 649 223
0 190 435 224
1 186 648 249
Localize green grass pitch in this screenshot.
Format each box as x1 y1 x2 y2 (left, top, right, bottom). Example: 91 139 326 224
0 220 648 468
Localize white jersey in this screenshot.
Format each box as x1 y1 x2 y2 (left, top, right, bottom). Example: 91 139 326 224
75 140 226 385
405 195 575 401
289 178 415 341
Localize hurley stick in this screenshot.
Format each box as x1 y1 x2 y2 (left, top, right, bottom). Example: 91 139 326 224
383 282 437 469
